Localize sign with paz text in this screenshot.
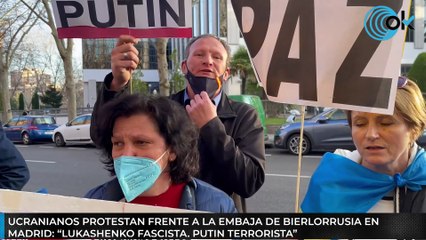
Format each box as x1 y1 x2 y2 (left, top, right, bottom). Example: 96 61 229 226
231 0 411 114
51 0 192 39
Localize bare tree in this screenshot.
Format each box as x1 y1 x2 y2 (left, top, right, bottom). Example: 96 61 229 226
9 43 33 100
10 41 54 110
21 0 77 121
0 0 40 122
41 0 76 120
156 38 169 96
220 0 227 37
45 50 65 88
141 39 150 69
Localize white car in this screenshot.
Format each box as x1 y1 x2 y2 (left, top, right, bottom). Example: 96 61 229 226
53 114 93 147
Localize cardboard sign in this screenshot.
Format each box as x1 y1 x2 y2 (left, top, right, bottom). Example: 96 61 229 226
51 0 193 39
0 189 193 213
231 0 411 114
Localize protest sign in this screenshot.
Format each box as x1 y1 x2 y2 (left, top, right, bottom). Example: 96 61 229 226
51 0 192 38
0 189 191 213
1 190 425 239
231 0 411 114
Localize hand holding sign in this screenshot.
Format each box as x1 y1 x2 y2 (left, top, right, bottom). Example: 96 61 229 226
110 35 140 91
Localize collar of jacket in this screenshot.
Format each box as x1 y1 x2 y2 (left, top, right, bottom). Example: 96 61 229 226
171 90 237 119
178 179 197 210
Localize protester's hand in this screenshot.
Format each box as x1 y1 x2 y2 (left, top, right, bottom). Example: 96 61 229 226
186 92 217 128
110 35 140 91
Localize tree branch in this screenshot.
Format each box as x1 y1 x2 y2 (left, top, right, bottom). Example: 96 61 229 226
6 1 40 66
41 0 67 58
20 0 49 25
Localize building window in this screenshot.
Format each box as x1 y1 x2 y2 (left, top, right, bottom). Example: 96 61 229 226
82 39 173 70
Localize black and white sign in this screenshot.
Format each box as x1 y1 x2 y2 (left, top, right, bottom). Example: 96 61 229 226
51 0 192 38
231 0 410 114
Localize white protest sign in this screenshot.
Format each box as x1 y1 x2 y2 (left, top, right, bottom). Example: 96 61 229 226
51 0 193 39
231 0 411 114
0 189 194 213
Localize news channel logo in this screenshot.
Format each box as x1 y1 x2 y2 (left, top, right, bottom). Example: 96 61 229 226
364 6 414 41
0 213 4 239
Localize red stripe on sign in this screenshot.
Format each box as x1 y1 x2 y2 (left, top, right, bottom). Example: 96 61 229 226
57 27 193 39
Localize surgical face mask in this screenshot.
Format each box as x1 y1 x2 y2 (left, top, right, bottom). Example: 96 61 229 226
113 150 168 202
185 66 224 99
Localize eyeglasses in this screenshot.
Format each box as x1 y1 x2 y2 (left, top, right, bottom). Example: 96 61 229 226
398 76 408 88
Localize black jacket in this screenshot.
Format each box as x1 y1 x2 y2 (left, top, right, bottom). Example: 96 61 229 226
399 186 426 212
0 125 30 190
90 73 266 212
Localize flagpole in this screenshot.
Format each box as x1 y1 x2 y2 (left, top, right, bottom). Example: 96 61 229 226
129 76 133 94
294 105 306 213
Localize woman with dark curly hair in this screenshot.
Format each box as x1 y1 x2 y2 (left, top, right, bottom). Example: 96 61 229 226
85 94 236 213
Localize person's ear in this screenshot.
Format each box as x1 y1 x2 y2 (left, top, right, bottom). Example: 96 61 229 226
410 131 417 146
169 152 177 162
222 67 231 82
181 60 188 74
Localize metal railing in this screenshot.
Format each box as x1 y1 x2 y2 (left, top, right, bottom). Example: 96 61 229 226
11 108 93 118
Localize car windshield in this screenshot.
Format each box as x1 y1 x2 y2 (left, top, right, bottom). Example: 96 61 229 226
33 117 56 125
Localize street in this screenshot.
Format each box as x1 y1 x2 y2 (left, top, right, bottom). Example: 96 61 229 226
16 144 323 213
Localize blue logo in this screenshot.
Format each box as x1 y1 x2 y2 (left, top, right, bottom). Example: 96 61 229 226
364 6 414 41
0 213 4 239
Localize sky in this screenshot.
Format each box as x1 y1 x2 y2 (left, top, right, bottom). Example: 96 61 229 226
27 24 83 74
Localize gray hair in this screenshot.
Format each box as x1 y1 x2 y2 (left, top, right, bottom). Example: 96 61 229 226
184 34 232 67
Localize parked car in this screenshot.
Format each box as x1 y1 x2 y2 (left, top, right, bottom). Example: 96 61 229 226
3 115 58 145
274 108 426 155
274 108 353 154
228 95 273 147
53 114 92 147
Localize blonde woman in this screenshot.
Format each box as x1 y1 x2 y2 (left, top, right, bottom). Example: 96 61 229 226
302 77 426 213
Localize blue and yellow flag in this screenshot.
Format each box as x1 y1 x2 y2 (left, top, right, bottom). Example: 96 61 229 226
302 149 426 213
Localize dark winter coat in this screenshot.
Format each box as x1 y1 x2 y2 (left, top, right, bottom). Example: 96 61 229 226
0 125 30 190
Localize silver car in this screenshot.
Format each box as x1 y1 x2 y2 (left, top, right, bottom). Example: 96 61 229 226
274 108 426 155
274 109 357 155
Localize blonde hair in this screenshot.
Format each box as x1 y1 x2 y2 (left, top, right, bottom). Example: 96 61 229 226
346 79 426 143
394 79 426 142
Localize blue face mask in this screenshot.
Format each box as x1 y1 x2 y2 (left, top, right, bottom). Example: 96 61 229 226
114 150 168 202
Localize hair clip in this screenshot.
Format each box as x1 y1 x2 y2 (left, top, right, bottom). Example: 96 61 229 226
398 76 408 88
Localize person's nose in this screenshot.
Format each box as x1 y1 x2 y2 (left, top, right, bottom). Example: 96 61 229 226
366 124 380 140
202 54 214 65
121 143 138 156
